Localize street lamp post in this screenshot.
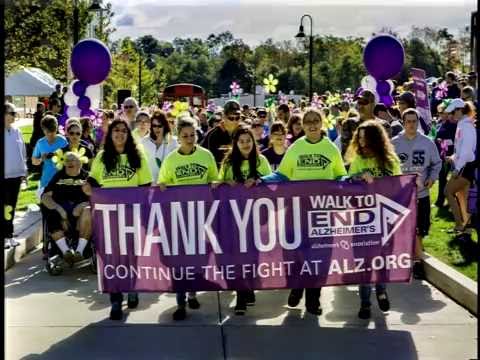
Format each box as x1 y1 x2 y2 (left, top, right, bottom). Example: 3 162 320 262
295 14 313 102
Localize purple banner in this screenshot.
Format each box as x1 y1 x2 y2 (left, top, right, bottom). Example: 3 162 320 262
411 67 432 126
91 175 417 293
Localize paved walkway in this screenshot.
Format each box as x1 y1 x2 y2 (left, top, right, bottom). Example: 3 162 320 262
5 249 477 360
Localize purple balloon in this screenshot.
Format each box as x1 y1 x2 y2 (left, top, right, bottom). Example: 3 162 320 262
77 96 91 111
80 109 95 117
71 39 112 85
58 112 68 127
380 95 394 107
73 80 88 96
363 35 404 80
376 80 390 95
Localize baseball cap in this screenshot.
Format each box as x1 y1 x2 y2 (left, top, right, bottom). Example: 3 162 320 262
256 107 267 116
223 100 241 114
444 98 465 113
355 89 376 104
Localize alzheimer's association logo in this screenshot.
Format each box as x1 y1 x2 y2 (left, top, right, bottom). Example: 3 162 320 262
307 193 410 246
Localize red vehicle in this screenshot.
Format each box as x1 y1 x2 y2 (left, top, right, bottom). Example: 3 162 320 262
161 83 206 107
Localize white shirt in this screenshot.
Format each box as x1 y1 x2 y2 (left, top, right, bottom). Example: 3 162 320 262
453 115 476 172
141 136 178 182
5 126 27 178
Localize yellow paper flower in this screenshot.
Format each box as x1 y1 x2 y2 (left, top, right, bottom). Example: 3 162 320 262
323 114 336 131
52 149 66 170
70 147 89 165
263 74 278 94
171 101 190 118
325 93 342 106
4 205 13 221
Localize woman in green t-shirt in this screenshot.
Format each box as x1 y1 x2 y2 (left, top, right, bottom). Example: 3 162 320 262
84 118 153 321
345 120 401 320
158 117 218 321
276 108 347 316
218 126 272 315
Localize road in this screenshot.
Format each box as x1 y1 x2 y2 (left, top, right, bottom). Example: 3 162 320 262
5 248 477 360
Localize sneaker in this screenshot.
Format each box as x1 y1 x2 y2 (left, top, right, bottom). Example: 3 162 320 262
110 302 123 320
413 262 425 280
187 297 200 310
287 290 302 307
234 302 247 315
63 249 75 265
245 291 256 306
173 306 187 321
306 306 322 316
358 306 371 319
127 293 139 309
376 292 390 312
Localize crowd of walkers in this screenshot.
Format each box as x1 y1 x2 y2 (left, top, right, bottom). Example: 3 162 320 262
3 70 477 321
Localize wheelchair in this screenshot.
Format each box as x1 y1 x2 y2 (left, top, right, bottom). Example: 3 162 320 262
41 204 97 276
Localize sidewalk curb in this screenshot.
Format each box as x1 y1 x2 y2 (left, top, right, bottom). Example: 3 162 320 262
422 253 477 315
4 214 42 271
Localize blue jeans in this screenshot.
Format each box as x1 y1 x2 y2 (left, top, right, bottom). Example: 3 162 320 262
359 283 386 307
176 291 197 306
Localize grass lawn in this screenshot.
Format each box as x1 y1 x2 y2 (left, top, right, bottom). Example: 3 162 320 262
16 124 39 212
14 123 478 281
19 124 33 144
423 182 477 281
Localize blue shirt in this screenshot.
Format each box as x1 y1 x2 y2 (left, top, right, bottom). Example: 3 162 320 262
33 135 68 187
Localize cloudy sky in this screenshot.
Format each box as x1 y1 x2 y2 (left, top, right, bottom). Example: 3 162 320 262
108 0 476 45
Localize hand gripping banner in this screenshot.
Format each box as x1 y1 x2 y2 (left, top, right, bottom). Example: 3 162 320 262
91 175 417 293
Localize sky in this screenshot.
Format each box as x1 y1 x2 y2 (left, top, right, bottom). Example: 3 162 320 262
108 0 477 45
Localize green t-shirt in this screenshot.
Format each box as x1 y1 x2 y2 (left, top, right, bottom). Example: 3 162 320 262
277 136 347 180
348 155 402 177
90 150 153 188
219 154 272 182
158 146 218 185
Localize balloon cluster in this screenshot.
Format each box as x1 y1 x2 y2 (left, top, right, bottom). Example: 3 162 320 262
60 39 112 126
359 35 404 107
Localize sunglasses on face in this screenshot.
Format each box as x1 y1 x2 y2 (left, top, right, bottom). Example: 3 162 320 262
151 123 164 128
258 114 267 118
68 131 81 136
227 115 240 121
357 99 370 106
124 105 135 109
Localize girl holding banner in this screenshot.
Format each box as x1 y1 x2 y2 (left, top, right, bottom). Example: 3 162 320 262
83 119 153 321
275 108 347 316
157 116 219 321
345 120 402 319
218 126 272 315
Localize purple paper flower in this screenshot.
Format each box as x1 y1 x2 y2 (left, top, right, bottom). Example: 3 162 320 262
435 81 448 100
311 92 322 108
230 81 240 96
279 94 288 105
162 101 173 112
207 99 216 113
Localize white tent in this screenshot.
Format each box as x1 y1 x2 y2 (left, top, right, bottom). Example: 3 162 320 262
5 67 58 96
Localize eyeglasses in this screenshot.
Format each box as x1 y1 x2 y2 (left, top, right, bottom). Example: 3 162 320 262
68 132 81 136
151 124 163 128
227 115 240 121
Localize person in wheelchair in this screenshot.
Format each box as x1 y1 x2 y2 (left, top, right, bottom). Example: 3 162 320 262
41 151 91 265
